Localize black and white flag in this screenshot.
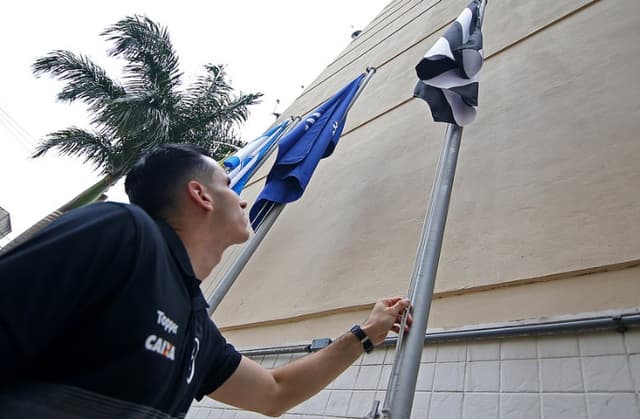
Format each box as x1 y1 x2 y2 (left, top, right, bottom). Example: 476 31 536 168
414 0 487 126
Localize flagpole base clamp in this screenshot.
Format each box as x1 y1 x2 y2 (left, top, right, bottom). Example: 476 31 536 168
363 400 381 419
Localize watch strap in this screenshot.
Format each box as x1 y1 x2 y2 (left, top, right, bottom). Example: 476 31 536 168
350 324 374 353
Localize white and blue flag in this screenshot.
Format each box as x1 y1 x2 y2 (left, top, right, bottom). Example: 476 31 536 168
223 121 289 194
414 0 487 126
249 74 365 229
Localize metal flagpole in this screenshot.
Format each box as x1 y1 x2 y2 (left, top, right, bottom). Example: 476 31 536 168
205 119 298 316
377 2 487 415
229 116 300 187
207 67 377 316
380 124 463 419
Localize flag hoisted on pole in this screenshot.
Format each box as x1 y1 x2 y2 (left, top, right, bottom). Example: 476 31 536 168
223 120 291 194
249 72 366 229
413 0 486 126
207 68 376 315
379 2 487 418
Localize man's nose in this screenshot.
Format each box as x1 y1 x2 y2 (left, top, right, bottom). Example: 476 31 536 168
240 200 248 209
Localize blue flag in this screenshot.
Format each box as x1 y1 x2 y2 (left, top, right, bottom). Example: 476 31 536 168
249 74 365 229
223 121 290 194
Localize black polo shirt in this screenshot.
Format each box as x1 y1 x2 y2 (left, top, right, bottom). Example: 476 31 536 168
0 202 241 418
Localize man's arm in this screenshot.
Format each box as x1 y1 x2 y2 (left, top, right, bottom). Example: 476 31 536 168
209 297 411 417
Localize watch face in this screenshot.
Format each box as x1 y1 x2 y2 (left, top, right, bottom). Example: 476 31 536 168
351 325 366 340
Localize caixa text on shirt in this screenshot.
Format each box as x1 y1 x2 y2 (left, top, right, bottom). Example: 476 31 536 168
145 335 176 360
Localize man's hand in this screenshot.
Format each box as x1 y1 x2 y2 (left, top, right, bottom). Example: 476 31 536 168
361 297 412 345
210 296 413 416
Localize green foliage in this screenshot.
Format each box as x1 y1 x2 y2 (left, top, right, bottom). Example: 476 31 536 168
32 15 262 177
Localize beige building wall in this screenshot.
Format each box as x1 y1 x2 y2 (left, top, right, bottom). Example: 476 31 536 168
191 0 640 417
205 0 640 347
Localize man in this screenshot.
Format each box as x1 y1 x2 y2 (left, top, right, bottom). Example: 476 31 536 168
0 144 411 418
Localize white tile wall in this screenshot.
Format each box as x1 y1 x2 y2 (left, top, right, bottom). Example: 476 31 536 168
461 393 499 419
501 359 539 392
420 345 437 363
582 355 634 392
415 362 435 391
354 365 382 390
538 335 580 358
187 327 640 418
436 343 467 362
410 392 431 419
586 394 639 419
579 332 626 356
465 360 499 392
500 394 540 419
429 392 463 419
542 394 588 419
361 347 387 365
332 365 359 390
540 358 583 392
468 341 500 361
501 337 538 360
433 362 466 392
625 328 640 354
324 389 352 417
377 364 393 390
345 391 376 417
629 354 640 393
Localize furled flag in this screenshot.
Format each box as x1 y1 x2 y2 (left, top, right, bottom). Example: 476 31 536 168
223 120 290 194
414 0 487 126
249 74 365 229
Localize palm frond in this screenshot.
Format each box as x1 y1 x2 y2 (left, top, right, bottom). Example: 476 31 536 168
179 117 249 161
176 92 262 141
107 138 159 176
102 15 181 97
180 64 232 110
97 91 170 146
32 50 125 112
32 128 117 175
175 65 261 142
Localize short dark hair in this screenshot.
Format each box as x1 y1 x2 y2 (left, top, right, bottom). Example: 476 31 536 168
125 143 215 219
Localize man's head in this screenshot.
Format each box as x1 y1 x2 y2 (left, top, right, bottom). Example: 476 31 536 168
125 144 249 246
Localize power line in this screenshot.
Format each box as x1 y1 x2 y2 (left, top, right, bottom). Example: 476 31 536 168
0 105 39 153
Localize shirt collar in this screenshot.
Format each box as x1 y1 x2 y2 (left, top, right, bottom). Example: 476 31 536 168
155 219 199 288
154 219 211 311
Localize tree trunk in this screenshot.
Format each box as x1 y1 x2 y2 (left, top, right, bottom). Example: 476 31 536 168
57 174 116 212
0 174 117 254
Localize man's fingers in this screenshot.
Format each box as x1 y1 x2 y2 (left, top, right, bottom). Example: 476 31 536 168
381 296 405 307
390 298 411 314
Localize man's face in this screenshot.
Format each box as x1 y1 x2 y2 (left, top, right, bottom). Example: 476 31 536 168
203 157 250 245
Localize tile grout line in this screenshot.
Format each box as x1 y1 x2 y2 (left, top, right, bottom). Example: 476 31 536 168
622 330 640 418
577 332 591 419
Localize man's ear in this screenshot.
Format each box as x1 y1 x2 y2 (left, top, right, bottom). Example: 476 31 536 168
186 180 214 212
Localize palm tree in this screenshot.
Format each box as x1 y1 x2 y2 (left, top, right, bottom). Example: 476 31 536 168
32 15 262 205
0 15 262 254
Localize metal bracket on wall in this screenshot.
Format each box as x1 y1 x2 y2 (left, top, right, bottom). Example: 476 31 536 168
363 399 381 419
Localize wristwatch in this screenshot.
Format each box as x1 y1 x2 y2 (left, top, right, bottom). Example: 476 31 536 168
350 324 374 353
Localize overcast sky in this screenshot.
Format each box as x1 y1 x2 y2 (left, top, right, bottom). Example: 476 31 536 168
0 0 388 244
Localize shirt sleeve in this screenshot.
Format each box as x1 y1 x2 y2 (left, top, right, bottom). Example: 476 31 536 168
0 203 137 388
195 320 242 400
